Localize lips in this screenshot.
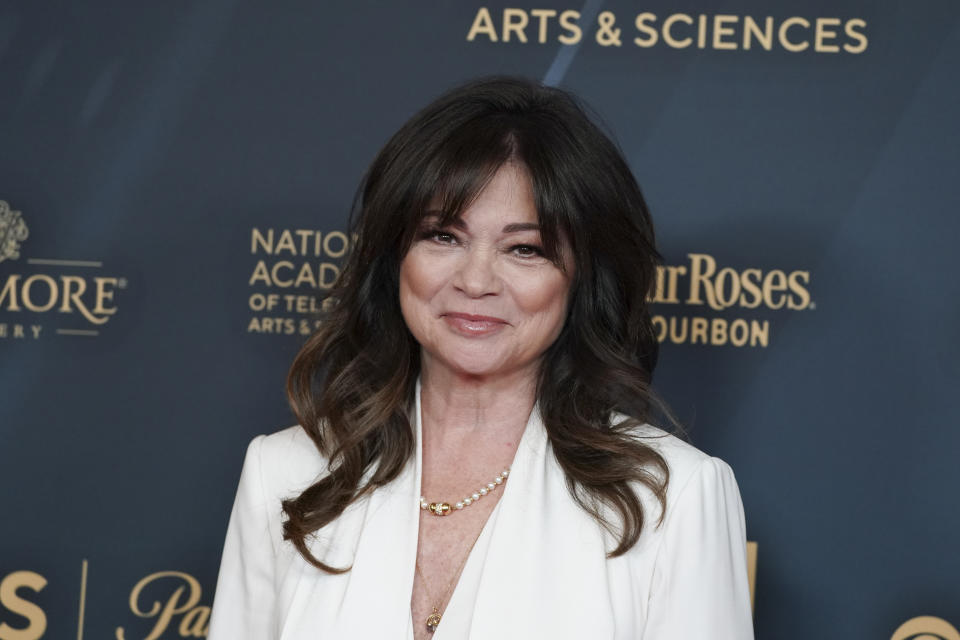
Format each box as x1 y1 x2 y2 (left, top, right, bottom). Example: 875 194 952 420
441 312 508 336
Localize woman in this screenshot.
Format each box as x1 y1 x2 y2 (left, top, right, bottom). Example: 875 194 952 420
208 77 753 639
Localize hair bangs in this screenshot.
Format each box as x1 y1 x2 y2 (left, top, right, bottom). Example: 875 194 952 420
400 118 569 270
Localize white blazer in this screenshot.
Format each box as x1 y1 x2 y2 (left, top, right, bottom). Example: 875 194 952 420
208 386 754 639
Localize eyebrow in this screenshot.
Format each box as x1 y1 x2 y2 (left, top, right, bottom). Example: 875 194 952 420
501 222 540 233
422 213 540 234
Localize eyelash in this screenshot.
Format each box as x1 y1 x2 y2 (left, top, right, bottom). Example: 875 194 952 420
419 229 545 258
511 244 544 258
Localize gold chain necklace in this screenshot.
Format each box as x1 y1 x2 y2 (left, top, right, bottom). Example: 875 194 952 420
414 527 485 634
414 466 510 632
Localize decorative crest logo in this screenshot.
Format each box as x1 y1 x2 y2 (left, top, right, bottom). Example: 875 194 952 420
0 200 29 263
891 616 960 640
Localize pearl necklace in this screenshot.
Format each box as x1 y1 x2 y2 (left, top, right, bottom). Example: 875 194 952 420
419 467 510 516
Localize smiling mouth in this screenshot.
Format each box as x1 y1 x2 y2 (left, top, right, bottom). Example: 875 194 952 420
441 313 508 336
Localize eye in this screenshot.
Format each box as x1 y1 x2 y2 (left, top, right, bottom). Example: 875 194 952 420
432 231 458 245
511 244 544 258
419 228 458 245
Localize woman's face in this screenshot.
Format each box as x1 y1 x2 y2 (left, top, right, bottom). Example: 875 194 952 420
399 163 574 382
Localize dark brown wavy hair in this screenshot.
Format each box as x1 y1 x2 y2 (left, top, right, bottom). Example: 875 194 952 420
283 76 670 572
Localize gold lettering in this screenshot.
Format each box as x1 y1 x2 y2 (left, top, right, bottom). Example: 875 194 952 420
814 17 841 53
669 315 688 342
739 268 763 308
0 275 22 311
662 13 693 48
710 317 727 344
779 17 810 52
558 10 581 44
271 261 295 287
320 263 340 289
92 277 119 317
712 15 738 50
274 230 296 254
690 316 709 344
178 605 210 637
530 9 557 43
714 267 741 309
294 262 317 288
0 571 48 640
294 229 314 255
664 265 686 303
503 8 529 43
633 12 658 47
21 275 57 312
762 270 788 309
322 231 349 258
59 275 87 313
743 16 773 50
844 18 868 54
251 227 273 254
729 318 749 347
786 270 811 309
115 571 204 640
651 315 770 347
750 319 770 347
66 276 116 325
466 7 498 42
249 260 270 286
685 253 717 308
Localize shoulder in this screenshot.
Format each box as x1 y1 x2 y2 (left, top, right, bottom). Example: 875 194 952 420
244 425 330 499
611 415 741 521
610 421 753 634
613 415 715 481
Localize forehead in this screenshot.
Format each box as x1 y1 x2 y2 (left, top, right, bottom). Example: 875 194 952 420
426 163 538 226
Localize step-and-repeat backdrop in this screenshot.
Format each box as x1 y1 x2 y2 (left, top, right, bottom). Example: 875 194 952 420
2 2 958 638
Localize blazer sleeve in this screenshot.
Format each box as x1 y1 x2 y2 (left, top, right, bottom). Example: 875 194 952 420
208 435 279 639
642 456 754 639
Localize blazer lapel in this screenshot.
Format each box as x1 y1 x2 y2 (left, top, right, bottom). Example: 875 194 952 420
467 406 617 639
328 388 423 639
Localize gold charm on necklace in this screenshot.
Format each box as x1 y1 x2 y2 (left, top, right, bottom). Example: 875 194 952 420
428 502 452 516
426 607 442 633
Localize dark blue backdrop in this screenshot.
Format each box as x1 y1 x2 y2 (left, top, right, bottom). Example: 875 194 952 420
2 1 958 638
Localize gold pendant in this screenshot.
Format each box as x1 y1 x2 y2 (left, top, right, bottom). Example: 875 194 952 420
428 502 452 516
426 608 442 633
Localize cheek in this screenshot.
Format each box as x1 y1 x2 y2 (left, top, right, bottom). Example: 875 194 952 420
399 251 443 316
514 272 572 328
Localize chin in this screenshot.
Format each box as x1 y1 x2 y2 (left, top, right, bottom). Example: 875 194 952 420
430 349 511 379
443 361 505 379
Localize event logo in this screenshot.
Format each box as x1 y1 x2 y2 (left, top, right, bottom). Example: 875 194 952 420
891 616 960 640
0 199 127 340
245 226 354 335
0 201 29 264
648 253 813 348
466 7 868 54
0 565 212 640
115 571 210 640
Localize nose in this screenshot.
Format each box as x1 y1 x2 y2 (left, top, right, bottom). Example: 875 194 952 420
452 246 501 298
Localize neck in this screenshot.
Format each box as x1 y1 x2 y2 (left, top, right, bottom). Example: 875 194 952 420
418 360 537 447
